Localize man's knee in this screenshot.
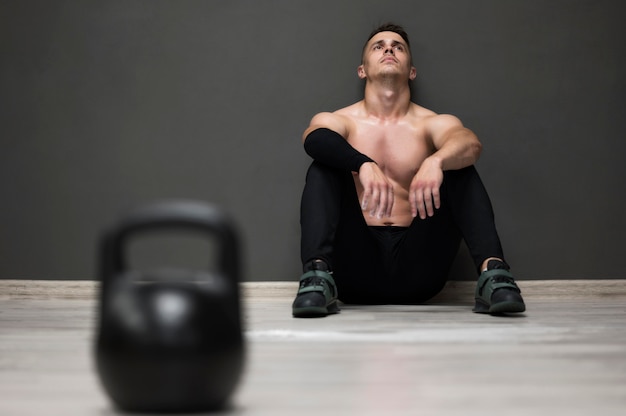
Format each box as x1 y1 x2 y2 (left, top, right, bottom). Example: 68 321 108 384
443 165 480 184
305 161 345 183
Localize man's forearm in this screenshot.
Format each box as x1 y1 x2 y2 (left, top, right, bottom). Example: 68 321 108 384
430 129 482 171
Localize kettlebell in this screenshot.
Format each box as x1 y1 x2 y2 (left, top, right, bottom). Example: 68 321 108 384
95 200 244 412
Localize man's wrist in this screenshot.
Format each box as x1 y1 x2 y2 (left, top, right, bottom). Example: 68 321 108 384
357 160 376 173
425 155 444 170
353 156 376 173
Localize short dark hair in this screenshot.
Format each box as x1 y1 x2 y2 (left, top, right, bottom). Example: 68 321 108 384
362 23 412 62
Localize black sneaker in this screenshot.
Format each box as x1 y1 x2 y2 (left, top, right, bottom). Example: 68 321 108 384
292 260 339 318
473 260 526 314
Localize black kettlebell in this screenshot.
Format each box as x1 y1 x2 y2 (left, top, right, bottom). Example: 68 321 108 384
95 200 244 412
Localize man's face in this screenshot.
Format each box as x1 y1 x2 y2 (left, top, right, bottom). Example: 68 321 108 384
358 31 416 81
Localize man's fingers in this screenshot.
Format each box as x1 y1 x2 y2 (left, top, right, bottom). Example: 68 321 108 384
375 186 386 218
368 187 380 217
424 188 434 217
411 186 439 219
432 187 441 210
415 189 426 219
376 183 395 218
410 164 444 219
361 188 371 211
386 187 394 217
363 183 394 219
415 187 441 219
360 168 395 219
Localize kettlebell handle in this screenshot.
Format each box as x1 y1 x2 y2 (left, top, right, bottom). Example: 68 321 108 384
99 200 240 286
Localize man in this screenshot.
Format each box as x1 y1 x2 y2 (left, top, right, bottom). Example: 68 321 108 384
292 23 525 317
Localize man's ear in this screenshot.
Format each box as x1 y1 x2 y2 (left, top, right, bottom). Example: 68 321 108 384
409 66 417 81
357 64 367 79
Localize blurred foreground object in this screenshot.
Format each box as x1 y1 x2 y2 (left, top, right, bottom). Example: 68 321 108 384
94 200 244 412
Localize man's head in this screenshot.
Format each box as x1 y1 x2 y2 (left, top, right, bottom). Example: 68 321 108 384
361 23 412 64
358 23 416 83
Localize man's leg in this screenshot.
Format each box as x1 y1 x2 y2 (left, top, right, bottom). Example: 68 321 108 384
443 166 525 314
295 162 384 316
299 162 343 270
381 205 463 304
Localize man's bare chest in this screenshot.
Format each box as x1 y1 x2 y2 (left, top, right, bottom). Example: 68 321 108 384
347 122 432 171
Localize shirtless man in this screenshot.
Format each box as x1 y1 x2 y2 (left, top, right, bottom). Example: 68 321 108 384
292 23 525 317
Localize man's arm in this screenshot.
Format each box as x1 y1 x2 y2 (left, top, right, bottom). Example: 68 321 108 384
302 112 349 141
302 112 373 172
426 114 482 170
410 114 483 219
302 112 394 219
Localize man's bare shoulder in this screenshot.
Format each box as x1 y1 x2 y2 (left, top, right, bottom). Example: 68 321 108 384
304 103 363 139
408 102 438 119
409 104 464 128
309 111 349 125
334 101 365 118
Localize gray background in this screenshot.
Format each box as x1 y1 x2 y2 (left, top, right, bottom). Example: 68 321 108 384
1 0 625 281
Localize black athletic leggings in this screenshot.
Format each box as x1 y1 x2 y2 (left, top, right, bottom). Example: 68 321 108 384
300 162 505 304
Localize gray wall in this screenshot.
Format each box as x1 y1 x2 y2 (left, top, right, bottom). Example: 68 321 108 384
1 0 625 281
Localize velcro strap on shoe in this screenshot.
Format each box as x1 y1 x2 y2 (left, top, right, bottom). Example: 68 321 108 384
297 270 337 295
488 281 519 292
300 269 336 285
476 268 519 299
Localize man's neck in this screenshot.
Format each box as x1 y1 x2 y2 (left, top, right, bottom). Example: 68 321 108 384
363 81 411 120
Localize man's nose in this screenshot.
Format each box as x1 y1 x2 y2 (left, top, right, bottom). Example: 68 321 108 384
384 47 394 55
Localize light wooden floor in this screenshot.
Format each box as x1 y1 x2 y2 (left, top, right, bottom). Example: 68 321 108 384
1 280 626 416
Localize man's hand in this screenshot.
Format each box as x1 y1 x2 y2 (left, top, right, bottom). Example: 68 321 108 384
409 157 444 219
357 162 394 219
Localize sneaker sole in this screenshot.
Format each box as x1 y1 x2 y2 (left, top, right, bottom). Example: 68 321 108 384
293 301 340 318
473 300 526 315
